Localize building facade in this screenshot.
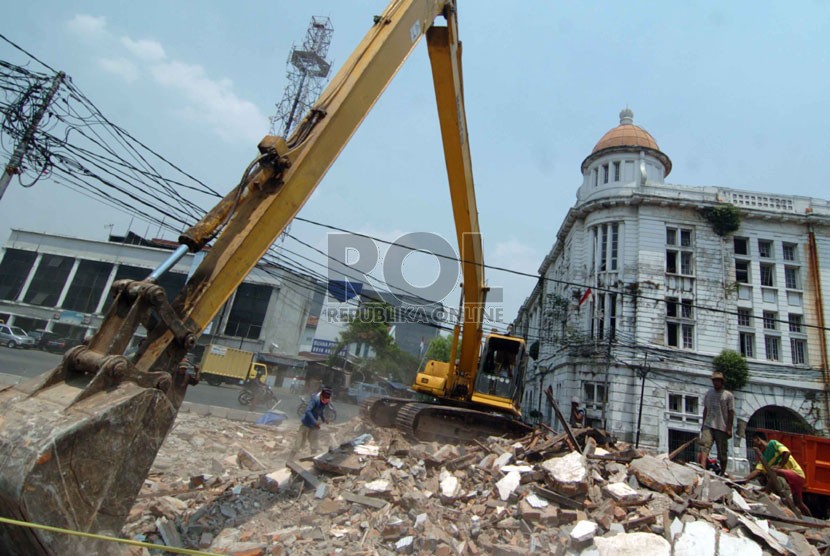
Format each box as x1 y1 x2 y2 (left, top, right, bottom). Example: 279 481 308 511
514 109 830 469
0 229 322 356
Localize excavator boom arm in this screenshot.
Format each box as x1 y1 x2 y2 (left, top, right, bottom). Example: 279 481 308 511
0 2 474 554
426 18 486 382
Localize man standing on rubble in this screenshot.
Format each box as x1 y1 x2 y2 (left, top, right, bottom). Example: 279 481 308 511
699 371 734 476
569 397 585 428
289 386 332 459
735 431 812 517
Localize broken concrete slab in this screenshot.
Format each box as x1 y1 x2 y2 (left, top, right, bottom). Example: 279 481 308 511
496 470 521 501
259 468 292 492
594 532 671 555
603 482 639 502
718 531 763 556
673 520 716 556
439 471 461 503
541 451 588 496
570 520 598 543
629 455 697 495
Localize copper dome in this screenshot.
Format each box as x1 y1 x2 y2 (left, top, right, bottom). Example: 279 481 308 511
582 109 671 176
592 125 660 153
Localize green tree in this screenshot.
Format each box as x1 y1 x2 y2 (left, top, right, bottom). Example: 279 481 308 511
713 349 749 391
424 335 452 363
330 301 420 384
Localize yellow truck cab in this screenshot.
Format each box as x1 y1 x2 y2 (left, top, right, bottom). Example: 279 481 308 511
199 344 267 386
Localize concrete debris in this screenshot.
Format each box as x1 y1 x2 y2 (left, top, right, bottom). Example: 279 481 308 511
122 410 830 555
541 450 588 495
594 532 671 555
495 470 521 501
629 454 698 494
570 519 598 543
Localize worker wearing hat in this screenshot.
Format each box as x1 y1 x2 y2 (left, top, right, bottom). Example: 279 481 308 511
699 371 735 476
289 386 333 459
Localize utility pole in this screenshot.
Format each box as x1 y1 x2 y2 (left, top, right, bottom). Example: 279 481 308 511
634 353 650 448
0 71 65 202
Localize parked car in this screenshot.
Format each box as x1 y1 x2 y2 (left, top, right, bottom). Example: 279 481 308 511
43 337 68 353
45 336 85 353
29 329 61 350
0 324 36 349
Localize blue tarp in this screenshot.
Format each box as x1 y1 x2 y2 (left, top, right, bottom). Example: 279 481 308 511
256 410 288 426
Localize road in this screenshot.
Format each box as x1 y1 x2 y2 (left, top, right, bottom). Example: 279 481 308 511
0 346 359 422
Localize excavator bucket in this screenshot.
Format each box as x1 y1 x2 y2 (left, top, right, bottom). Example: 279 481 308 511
0 369 178 555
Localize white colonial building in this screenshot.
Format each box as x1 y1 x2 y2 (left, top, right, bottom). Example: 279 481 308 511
514 109 830 469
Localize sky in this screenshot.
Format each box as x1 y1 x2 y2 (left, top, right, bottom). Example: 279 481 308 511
1 1 829 332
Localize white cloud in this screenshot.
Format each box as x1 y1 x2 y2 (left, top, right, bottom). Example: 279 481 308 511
97 57 139 83
150 60 266 143
67 15 108 38
121 37 166 61
490 238 540 274
65 14 266 143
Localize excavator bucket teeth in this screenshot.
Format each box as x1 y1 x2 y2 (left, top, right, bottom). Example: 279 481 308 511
0 372 176 556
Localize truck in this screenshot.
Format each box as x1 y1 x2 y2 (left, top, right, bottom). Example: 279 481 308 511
199 344 267 386
0 1 526 553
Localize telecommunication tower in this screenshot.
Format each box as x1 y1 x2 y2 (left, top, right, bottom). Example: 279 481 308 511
270 17 334 137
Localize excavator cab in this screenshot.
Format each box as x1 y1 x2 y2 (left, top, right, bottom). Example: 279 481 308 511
471 334 526 414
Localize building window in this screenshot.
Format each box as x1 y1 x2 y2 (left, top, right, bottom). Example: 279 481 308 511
602 164 609 184
666 226 694 276
763 311 777 330
785 266 800 290
765 336 781 361
23 254 74 307
788 314 803 333
62 260 114 313
666 297 694 349
734 237 749 256
224 282 272 339
592 168 598 187
583 382 606 411
791 338 807 365
613 161 621 181
782 242 797 262
593 222 620 273
737 308 752 327
758 240 772 258
735 260 750 284
668 393 701 424
740 332 755 358
600 225 608 271
0 248 37 301
760 263 775 287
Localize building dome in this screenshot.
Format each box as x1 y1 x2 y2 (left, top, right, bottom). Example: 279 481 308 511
592 109 660 153
581 109 671 176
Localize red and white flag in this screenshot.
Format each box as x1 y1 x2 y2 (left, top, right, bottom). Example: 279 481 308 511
578 288 593 307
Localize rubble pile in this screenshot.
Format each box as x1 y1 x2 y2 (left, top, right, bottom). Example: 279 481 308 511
124 411 830 555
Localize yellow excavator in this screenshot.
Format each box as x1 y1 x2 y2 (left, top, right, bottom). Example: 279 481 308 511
0 1 527 554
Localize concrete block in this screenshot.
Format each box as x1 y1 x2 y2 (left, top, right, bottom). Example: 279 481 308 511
594 532 671 556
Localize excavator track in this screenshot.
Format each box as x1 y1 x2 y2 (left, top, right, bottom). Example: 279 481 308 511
395 402 532 443
360 396 413 428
